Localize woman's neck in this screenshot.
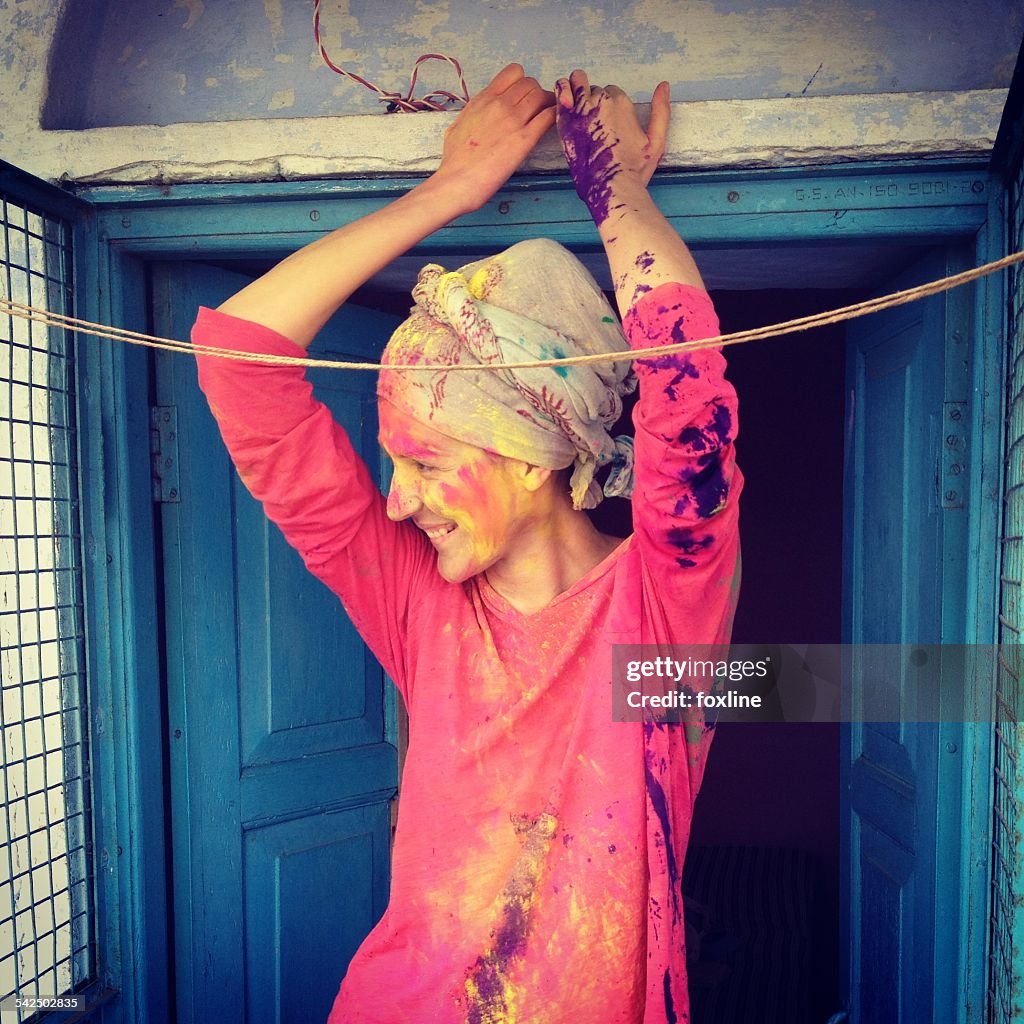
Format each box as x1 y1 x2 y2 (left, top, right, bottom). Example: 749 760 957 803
484 502 624 615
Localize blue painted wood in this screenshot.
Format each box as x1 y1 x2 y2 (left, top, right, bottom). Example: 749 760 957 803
151 262 400 1024
79 162 992 263
70 226 172 1024
842 248 977 1023
51 155 1005 1022
76 160 992 208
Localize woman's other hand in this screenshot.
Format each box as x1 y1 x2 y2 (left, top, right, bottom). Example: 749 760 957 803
553 70 704 311
554 69 670 227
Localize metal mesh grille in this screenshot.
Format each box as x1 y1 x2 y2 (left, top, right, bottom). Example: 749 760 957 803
0 194 95 1017
991 136 1024 1023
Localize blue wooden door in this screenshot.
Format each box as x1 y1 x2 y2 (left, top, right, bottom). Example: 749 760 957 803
151 263 401 1024
842 249 971 1023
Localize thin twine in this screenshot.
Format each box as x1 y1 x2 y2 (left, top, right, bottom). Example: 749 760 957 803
1 250 1022 373
313 0 469 112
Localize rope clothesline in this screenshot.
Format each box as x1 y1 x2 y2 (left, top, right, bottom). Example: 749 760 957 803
2 250 1023 373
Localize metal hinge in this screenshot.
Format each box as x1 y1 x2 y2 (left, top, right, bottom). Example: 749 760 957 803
150 405 180 503
940 400 967 510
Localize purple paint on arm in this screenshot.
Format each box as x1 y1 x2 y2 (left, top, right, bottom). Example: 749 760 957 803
558 94 622 226
635 250 655 272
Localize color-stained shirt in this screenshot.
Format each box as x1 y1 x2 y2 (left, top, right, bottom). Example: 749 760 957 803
193 281 742 1024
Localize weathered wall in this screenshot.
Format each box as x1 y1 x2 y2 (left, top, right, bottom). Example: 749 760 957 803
39 0 1024 127
1 0 1020 184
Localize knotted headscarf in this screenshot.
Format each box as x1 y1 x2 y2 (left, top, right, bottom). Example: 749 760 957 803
378 239 636 509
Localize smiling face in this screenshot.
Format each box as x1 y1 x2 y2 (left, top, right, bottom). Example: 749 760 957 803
378 399 549 584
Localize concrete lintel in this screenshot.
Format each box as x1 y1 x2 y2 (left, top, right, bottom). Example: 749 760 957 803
11 89 1008 186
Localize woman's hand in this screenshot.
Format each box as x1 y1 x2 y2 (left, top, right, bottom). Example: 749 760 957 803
554 69 670 226
215 65 553 347
433 63 556 216
553 70 704 312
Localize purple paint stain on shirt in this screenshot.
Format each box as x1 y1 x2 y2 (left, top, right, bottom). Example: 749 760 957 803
678 401 733 450
638 353 698 377
709 401 733 444
664 968 679 1024
669 315 692 345
644 755 679 884
691 454 728 518
666 527 713 555
677 425 710 450
637 353 699 401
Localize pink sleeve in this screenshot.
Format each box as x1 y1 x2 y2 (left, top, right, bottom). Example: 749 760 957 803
191 306 437 698
622 282 743 644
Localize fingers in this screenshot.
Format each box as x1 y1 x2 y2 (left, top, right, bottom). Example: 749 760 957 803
522 104 557 145
646 80 671 154
480 62 526 99
555 69 609 112
569 68 591 104
518 87 556 122
503 74 552 112
554 77 573 109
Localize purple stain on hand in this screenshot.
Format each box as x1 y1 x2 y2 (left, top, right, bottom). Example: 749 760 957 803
635 250 655 272
557 89 622 226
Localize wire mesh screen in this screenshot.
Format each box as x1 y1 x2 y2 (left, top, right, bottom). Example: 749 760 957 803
0 193 95 1017
991 123 1024 1022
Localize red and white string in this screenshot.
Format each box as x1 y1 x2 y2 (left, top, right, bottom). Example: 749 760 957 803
313 0 470 112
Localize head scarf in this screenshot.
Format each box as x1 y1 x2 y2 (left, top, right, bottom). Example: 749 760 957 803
378 239 636 510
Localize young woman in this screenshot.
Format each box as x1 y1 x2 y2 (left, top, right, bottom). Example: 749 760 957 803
193 65 741 1024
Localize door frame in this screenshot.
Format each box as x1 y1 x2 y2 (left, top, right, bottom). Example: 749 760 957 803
72 160 1004 1024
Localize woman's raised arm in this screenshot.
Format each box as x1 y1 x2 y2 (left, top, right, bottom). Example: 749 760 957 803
217 63 555 349
554 69 704 315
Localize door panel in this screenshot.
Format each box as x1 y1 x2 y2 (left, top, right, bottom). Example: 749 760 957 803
151 262 401 1024
842 249 967 1023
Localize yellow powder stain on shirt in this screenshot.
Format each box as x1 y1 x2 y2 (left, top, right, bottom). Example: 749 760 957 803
463 812 557 1024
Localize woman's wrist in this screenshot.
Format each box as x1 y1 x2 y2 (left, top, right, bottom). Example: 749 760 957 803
407 171 477 223
595 177 657 234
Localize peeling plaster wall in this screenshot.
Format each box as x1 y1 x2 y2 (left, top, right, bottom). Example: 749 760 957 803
0 0 1020 185
39 0 1024 126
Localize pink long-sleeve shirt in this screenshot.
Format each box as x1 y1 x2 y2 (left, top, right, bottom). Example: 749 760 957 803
193 281 742 1024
